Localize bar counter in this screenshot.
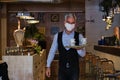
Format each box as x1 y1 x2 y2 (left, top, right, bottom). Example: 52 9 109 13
94 45 120 70
2 50 46 80
94 45 120 56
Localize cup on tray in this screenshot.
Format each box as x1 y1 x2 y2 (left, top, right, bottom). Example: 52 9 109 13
80 38 87 45
70 38 75 46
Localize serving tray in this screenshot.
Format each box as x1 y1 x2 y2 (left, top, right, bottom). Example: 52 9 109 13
65 45 86 49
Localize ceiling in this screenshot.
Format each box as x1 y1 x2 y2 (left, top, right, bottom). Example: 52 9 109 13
0 0 84 2
0 0 85 12
0 0 85 4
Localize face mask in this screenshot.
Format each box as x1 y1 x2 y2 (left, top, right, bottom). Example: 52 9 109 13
65 23 75 31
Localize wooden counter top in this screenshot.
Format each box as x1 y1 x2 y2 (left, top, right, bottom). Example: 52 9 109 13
94 45 120 56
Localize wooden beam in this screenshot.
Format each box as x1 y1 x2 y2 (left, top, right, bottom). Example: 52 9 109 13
0 7 1 60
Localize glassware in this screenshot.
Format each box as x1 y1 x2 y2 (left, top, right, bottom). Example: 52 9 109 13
13 19 25 47
70 38 75 46
80 38 87 45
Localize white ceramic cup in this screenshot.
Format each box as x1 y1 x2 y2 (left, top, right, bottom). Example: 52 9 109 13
80 38 87 45
70 38 75 46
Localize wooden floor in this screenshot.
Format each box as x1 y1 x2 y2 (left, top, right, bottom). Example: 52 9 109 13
46 74 97 80
46 59 97 80
45 53 120 80
46 77 96 80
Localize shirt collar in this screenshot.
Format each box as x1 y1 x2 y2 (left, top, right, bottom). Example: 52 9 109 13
63 30 75 36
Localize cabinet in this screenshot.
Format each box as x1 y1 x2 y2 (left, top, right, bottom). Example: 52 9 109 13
2 50 46 80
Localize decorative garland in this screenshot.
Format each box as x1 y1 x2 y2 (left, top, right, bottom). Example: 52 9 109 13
99 0 120 30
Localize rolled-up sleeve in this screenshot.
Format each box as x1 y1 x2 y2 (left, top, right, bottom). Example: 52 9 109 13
46 33 58 67
77 48 86 57
77 34 86 57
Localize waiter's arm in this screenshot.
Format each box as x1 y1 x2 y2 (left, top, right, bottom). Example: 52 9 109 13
77 34 86 57
46 33 58 68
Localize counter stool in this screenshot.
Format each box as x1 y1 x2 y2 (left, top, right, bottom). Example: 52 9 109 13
91 56 100 79
96 58 108 80
84 52 94 78
101 60 120 80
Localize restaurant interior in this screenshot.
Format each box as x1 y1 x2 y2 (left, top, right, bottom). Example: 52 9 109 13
0 0 120 80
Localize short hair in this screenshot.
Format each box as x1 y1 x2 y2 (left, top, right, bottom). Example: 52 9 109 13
64 13 76 21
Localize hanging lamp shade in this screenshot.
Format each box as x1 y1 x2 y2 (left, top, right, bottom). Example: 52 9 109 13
16 11 35 19
27 19 39 24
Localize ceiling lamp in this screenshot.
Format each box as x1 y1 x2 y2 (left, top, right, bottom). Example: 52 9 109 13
99 0 120 30
16 11 34 19
0 0 62 3
27 20 39 24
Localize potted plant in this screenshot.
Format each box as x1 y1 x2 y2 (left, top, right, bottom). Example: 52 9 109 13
24 24 46 54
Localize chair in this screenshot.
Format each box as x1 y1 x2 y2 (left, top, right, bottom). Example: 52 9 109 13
84 52 100 79
84 52 94 76
90 55 100 80
96 58 108 80
100 60 120 80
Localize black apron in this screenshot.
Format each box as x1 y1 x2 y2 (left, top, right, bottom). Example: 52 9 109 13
58 31 79 80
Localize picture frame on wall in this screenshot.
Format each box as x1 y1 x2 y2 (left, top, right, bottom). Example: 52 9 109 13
51 14 59 22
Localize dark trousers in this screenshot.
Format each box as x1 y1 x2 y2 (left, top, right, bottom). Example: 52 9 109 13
58 67 79 80
0 62 9 80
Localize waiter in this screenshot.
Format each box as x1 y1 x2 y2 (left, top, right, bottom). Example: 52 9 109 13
46 13 86 80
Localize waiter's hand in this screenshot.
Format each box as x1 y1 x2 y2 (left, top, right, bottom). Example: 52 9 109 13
46 67 51 77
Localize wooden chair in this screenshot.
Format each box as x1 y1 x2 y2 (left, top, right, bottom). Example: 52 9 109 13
100 60 120 80
96 58 108 80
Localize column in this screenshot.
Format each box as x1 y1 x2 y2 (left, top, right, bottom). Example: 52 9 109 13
1 4 7 56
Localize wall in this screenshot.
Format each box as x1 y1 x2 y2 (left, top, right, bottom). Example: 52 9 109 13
0 5 1 59
6 2 85 54
85 0 120 70
86 0 120 52
0 4 7 57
